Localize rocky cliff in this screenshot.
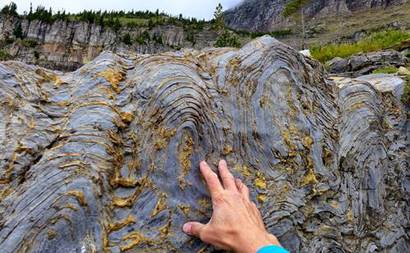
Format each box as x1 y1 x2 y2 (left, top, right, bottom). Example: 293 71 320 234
0 15 218 71
0 36 408 252
225 0 408 32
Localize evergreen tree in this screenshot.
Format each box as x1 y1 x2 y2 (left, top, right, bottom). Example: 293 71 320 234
283 0 311 49
213 3 224 33
13 22 24 39
1 2 18 16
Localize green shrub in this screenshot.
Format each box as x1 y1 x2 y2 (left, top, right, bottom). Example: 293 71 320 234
372 66 398 74
186 30 196 44
311 30 410 62
152 33 163 45
121 33 132 45
0 49 11 61
135 31 151 45
215 31 241 48
20 39 38 48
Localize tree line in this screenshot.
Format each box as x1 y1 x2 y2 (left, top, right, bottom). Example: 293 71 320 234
0 2 207 30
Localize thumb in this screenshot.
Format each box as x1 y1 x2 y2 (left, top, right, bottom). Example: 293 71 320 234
182 222 205 237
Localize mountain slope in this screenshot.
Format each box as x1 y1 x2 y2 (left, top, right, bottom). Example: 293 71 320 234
225 0 408 32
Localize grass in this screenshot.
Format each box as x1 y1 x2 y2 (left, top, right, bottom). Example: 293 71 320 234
372 66 398 74
311 30 410 62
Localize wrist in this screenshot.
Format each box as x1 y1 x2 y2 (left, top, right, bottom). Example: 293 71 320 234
234 232 280 253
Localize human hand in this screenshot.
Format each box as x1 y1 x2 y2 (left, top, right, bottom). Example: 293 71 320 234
182 160 281 253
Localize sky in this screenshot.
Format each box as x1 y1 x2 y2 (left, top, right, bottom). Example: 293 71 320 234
2 0 243 20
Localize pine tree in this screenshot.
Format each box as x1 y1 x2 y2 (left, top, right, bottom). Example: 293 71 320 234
13 22 24 39
283 0 311 49
213 3 224 33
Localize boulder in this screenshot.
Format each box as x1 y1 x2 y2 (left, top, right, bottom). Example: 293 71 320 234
0 36 408 253
327 50 408 76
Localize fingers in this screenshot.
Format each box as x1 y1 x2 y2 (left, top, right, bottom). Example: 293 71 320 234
218 160 237 191
182 222 205 237
235 178 250 202
200 161 223 197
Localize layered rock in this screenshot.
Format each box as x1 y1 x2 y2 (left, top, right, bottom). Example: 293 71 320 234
0 36 408 252
225 0 408 32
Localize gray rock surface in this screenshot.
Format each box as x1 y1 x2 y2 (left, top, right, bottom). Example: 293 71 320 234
0 36 409 252
326 50 408 76
224 0 408 32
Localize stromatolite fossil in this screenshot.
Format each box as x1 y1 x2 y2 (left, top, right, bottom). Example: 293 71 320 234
0 36 408 252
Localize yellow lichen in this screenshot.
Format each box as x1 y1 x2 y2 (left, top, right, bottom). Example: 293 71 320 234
222 145 233 155
35 69 63 86
108 215 136 232
159 220 171 237
257 194 267 203
66 190 87 206
120 111 134 124
254 172 267 190
302 136 314 149
154 127 176 150
120 231 147 252
112 196 133 208
151 193 168 217
178 134 194 188
47 229 57 240
97 69 125 93
281 129 297 157
300 168 318 186
177 205 191 216
346 210 354 222
111 177 139 188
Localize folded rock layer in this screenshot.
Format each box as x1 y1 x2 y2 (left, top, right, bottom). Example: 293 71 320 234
0 36 408 253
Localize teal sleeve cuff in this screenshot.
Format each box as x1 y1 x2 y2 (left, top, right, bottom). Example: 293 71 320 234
257 245 289 253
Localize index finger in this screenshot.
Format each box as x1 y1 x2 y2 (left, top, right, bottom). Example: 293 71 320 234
200 161 224 197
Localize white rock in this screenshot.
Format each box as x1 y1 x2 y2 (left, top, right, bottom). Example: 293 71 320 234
356 74 405 99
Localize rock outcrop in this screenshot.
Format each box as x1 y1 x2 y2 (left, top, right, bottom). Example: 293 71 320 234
326 50 408 76
0 15 218 71
225 0 408 32
0 36 408 253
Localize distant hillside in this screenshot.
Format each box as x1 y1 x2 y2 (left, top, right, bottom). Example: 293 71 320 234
0 3 223 71
224 0 408 32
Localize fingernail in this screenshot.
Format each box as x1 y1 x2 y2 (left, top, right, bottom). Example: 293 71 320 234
182 223 192 234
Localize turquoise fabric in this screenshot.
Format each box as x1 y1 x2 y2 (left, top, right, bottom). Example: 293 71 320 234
257 245 289 253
